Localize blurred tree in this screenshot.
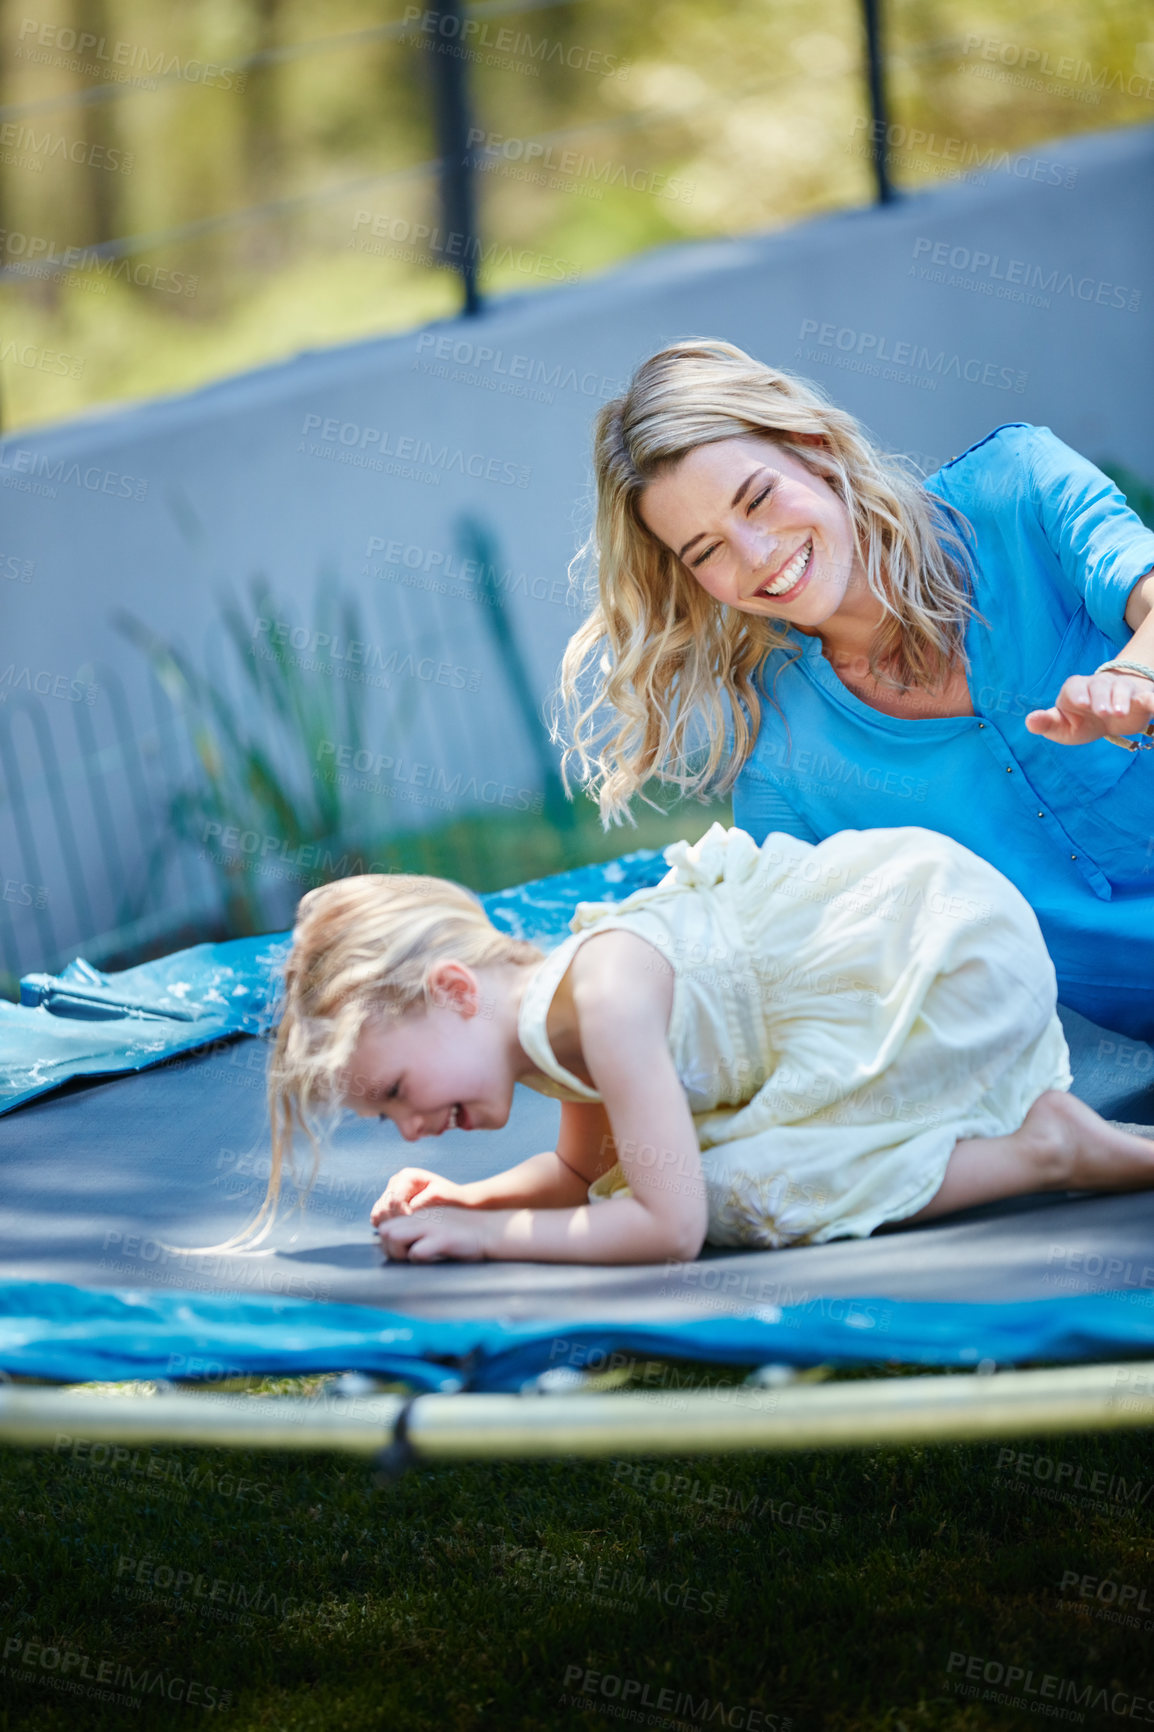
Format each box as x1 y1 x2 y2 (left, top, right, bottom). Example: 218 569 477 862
0 0 1149 425
244 0 283 255
75 0 122 247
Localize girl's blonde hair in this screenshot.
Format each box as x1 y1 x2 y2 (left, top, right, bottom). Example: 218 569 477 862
222 873 542 1250
552 337 983 827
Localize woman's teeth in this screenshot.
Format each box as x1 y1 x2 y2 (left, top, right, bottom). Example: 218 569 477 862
758 538 812 598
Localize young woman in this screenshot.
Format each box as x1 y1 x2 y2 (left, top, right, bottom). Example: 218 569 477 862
554 339 1154 1040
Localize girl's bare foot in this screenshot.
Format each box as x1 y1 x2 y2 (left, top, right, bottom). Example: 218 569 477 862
1017 1090 1154 1191
904 1092 1154 1224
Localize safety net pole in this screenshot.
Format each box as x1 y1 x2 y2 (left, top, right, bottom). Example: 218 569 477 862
3 1361 1153 1460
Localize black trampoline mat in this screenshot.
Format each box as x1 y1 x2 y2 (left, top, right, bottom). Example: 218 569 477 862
1 1004 1153 1320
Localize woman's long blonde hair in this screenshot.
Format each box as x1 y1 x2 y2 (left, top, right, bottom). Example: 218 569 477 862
552 338 983 827
216 874 542 1250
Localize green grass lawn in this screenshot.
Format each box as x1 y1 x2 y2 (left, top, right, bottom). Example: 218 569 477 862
3 1363 1152 1729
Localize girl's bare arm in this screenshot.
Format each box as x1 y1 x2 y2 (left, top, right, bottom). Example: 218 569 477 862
475 1018 708 1263
377 931 710 1265
465 1101 620 1207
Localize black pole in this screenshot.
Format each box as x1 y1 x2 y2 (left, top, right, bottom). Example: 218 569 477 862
427 0 482 315
861 0 896 205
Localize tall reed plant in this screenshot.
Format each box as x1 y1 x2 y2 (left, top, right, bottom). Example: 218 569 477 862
117 574 418 934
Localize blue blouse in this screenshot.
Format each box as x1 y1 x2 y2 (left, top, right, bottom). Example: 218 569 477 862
731 422 1154 1041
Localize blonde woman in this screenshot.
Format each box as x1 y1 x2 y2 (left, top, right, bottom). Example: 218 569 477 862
555 339 1154 1042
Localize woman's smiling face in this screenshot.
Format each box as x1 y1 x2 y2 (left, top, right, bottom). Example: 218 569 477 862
638 433 867 629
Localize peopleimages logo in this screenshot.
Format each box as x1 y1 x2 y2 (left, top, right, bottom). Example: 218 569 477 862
464 128 695 202
0 444 148 499
16 17 245 89
315 741 544 814
559 1666 792 1730
0 228 196 295
401 5 630 78
350 210 578 283
0 121 133 174
115 1553 297 1620
413 330 627 401
946 1649 1154 1722
797 318 1027 393
957 32 1154 101
911 237 1141 311
298 413 531 488
2 1634 232 1711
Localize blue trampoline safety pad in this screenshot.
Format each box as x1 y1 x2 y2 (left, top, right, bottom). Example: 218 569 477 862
5 1280 1154 1391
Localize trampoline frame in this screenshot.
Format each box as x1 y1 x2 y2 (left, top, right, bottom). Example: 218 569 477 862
4 1359 1154 1466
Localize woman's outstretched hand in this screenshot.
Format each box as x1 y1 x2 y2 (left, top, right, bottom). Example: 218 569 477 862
376 1204 491 1262
370 1166 468 1226
1025 670 1154 746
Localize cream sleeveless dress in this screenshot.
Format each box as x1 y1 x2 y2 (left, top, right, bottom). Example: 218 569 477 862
515 823 1072 1249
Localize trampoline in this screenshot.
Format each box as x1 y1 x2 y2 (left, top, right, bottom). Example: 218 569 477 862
2 844 1154 1459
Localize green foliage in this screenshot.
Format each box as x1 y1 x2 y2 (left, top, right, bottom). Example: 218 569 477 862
116 574 416 934
115 569 731 943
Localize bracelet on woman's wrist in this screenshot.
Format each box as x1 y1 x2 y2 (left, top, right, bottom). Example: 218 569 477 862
1094 658 1154 750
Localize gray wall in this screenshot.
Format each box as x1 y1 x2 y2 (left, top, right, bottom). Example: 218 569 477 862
2 120 1151 972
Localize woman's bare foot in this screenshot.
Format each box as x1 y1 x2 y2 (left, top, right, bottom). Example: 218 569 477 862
1017 1090 1154 1191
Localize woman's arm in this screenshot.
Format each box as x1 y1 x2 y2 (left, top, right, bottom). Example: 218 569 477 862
1019 425 1154 744
1026 565 1154 744
377 932 709 1265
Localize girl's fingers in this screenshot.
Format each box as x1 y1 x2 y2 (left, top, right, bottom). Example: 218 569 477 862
377 1206 477 1261
380 1225 439 1261
377 1221 414 1259
381 1171 430 1211
371 1198 409 1225
370 1171 431 1225
378 1212 432 1243
407 1235 449 1261
409 1186 454 1212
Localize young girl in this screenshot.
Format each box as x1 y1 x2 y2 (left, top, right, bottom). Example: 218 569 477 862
260 822 1154 1265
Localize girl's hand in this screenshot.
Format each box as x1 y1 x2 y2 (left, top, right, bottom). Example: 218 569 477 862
376 1204 492 1262
1026 671 1154 745
370 1167 468 1226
